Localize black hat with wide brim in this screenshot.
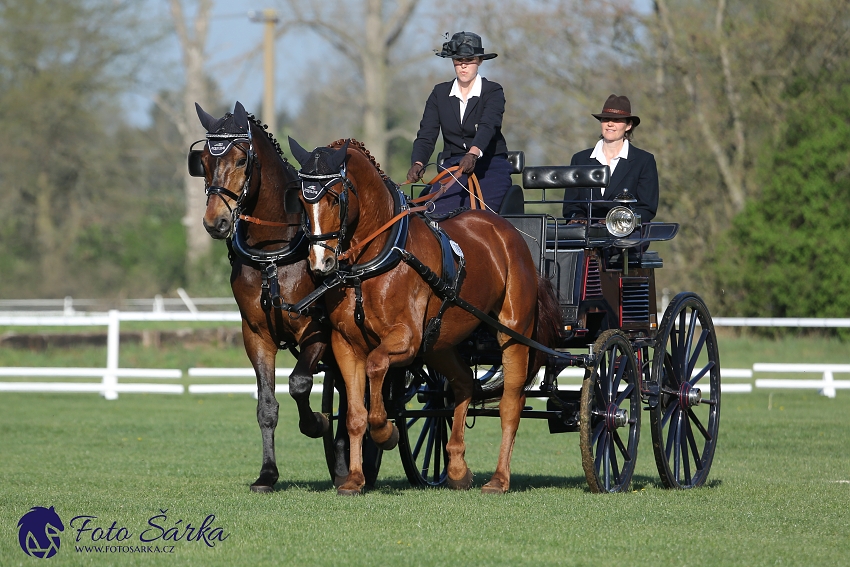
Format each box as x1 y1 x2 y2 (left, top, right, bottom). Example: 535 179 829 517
436 31 497 60
591 94 640 127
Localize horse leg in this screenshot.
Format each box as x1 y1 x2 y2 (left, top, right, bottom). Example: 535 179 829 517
329 362 350 487
364 324 417 451
334 336 369 495
289 340 330 438
482 342 532 494
425 348 475 490
243 326 280 492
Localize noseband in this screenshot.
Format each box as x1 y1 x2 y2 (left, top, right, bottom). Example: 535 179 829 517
299 167 357 260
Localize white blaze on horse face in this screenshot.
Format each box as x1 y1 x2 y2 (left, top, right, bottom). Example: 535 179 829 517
308 201 335 273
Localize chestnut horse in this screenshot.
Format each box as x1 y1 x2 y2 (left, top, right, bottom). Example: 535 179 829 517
193 102 342 492
288 138 561 495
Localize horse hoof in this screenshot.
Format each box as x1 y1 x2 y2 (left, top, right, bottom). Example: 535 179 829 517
337 485 363 496
250 484 275 493
481 480 508 495
447 468 474 490
299 412 329 439
376 422 399 451
334 475 347 489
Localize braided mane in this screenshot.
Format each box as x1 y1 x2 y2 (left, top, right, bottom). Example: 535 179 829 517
329 138 389 182
247 113 289 164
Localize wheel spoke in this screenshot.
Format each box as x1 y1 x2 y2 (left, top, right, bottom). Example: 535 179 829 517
591 419 605 446
665 406 679 460
609 434 621 485
661 398 678 428
686 328 709 380
410 416 426 460
612 354 627 398
681 416 692 484
687 407 712 441
419 418 436 477
613 429 631 463
673 411 683 483
685 417 703 472
690 360 716 386
615 382 634 406
432 420 444 484
683 308 697 369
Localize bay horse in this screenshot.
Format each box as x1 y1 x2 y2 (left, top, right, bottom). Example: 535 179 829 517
193 102 343 492
288 137 561 495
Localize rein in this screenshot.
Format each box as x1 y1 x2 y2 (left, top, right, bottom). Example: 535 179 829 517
337 166 480 262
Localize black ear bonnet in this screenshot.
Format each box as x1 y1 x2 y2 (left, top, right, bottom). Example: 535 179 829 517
288 138 350 203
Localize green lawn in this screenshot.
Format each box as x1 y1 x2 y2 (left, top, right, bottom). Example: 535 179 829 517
1 335 849 565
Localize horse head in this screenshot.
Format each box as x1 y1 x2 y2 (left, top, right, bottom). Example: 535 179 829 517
288 137 356 276
191 101 260 239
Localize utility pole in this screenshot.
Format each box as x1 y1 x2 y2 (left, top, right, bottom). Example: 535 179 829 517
249 9 279 135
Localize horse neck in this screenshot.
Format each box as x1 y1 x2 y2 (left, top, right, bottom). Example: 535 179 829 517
245 128 300 241
348 156 395 253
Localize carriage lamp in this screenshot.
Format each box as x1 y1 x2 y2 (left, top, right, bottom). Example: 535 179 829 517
605 206 637 237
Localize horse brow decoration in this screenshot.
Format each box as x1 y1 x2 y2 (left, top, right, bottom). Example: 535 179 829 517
328 138 389 182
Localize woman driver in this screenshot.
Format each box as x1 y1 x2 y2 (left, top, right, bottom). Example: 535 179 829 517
407 31 512 215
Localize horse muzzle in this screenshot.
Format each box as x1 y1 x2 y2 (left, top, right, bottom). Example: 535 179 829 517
203 215 232 239
310 250 339 276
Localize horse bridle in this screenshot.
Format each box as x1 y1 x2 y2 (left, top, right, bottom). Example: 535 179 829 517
192 127 257 233
299 166 357 261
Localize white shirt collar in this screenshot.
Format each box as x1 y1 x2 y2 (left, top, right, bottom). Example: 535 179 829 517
449 73 483 102
589 139 630 164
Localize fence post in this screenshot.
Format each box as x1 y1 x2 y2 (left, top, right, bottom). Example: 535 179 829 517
102 309 120 400
820 370 836 398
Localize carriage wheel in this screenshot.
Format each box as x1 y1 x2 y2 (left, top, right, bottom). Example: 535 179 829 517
321 374 382 488
650 292 720 489
580 329 641 493
394 364 503 488
394 366 451 487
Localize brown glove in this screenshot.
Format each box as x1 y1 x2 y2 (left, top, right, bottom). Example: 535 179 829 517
458 152 478 174
407 162 425 183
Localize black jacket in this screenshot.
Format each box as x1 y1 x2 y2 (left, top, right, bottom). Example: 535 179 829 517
562 144 659 222
411 77 509 165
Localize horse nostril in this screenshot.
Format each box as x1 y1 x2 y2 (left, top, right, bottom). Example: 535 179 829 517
323 256 337 273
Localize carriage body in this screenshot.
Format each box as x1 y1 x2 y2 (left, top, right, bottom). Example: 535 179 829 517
389 153 720 493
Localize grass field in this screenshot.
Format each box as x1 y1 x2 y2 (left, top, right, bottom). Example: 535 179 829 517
1 334 849 566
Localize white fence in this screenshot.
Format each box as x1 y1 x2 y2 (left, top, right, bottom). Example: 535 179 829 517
1 310 849 399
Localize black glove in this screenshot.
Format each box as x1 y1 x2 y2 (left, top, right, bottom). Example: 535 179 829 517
407 163 425 183
459 152 478 174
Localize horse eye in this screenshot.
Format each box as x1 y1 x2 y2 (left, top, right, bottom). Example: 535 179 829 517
236 158 247 167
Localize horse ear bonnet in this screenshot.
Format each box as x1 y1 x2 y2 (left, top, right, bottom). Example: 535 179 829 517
196 101 251 156
288 137 313 168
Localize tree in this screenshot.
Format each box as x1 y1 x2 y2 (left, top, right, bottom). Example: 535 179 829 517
711 78 850 319
166 0 215 267
0 0 168 297
277 0 422 166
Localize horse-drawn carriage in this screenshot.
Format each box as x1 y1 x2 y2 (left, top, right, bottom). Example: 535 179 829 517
191 103 719 495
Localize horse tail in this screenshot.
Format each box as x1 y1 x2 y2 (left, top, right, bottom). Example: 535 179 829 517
527 274 562 385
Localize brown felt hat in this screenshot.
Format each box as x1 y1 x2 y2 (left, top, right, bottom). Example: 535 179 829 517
592 94 640 127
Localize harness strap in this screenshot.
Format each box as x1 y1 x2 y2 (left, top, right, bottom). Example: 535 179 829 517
337 166 476 262
239 214 300 228
396 249 578 362
259 263 296 350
